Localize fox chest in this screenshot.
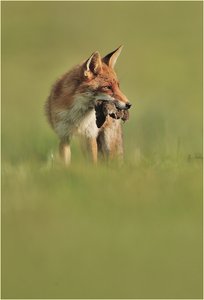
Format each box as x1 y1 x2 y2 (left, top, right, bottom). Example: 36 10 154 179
76 109 99 138
53 91 101 139
55 107 99 139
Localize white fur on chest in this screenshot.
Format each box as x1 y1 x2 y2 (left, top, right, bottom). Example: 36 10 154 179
76 109 98 138
54 93 99 139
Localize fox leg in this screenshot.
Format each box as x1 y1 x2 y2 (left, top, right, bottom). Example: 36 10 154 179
86 137 98 164
59 138 71 165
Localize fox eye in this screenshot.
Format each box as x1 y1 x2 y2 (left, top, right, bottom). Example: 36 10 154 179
103 86 112 91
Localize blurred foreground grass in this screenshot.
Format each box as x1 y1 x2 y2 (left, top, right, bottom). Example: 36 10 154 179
1 1 203 299
2 159 203 299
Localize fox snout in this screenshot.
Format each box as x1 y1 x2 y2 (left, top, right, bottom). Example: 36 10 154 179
125 102 132 109
114 99 132 110
111 87 131 110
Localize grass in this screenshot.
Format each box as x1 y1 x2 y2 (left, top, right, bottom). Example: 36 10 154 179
1 1 203 299
2 159 203 299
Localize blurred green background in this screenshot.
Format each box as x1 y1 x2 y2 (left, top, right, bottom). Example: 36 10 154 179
1 1 203 299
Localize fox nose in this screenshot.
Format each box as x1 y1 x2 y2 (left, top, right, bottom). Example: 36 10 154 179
125 102 132 109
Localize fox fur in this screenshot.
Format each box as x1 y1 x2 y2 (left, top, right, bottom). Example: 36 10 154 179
45 46 131 164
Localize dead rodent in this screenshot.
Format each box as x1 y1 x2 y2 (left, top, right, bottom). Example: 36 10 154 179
95 100 129 128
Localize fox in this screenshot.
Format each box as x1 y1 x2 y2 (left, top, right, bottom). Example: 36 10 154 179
45 46 131 165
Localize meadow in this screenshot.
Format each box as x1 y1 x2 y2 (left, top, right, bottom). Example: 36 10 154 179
1 2 203 299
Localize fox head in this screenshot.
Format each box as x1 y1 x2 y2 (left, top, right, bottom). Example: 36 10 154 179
78 46 131 110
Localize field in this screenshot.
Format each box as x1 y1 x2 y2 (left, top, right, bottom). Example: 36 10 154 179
1 2 203 299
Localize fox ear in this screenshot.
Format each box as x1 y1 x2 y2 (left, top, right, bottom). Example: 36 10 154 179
84 51 102 77
102 45 123 69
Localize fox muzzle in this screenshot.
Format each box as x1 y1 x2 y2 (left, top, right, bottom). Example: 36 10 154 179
114 100 132 110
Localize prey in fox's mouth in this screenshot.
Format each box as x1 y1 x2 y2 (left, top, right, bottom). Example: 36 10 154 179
95 100 130 128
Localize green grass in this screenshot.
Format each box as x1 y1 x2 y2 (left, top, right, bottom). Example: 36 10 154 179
2 159 203 299
1 1 203 299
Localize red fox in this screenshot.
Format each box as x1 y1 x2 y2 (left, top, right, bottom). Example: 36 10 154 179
45 46 131 165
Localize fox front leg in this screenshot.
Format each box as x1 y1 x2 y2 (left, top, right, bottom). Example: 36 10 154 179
59 138 71 166
86 137 98 164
